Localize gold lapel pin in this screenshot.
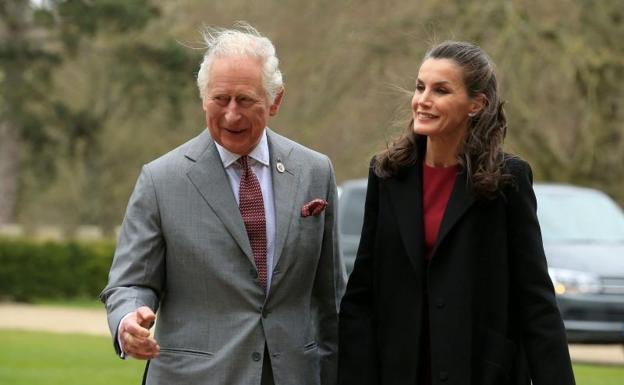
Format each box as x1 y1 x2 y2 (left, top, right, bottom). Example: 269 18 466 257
276 159 285 173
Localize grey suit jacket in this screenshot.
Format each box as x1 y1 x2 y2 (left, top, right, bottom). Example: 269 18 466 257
100 128 346 385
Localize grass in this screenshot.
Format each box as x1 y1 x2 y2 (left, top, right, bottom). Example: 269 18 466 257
573 363 624 385
1 329 623 384
29 297 104 309
0 330 145 385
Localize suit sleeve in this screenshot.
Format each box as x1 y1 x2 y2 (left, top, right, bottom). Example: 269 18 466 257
507 159 575 385
99 165 166 356
338 162 380 385
314 156 347 385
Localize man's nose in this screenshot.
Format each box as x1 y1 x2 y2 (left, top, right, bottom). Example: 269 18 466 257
224 99 241 122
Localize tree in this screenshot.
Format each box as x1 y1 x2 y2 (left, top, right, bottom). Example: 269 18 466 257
0 0 159 225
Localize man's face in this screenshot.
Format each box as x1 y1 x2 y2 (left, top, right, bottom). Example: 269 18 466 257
202 56 283 155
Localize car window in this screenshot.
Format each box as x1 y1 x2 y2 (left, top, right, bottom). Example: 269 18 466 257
339 187 367 236
536 188 624 244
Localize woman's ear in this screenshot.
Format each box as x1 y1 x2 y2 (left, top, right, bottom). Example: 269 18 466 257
470 93 487 115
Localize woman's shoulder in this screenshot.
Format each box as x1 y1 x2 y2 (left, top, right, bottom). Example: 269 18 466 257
500 154 536 198
502 154 532 177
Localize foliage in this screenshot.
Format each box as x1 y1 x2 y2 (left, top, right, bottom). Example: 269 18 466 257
1 0 622 229
0 0 196 226
0 330 144 385
0 238 115 302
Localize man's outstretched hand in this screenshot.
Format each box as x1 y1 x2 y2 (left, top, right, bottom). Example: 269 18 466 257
119 306 160 360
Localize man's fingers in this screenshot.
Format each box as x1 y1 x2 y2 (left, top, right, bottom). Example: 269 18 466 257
124 320 151 338
125 338 160 360
122 331 160 355
136 306 156 329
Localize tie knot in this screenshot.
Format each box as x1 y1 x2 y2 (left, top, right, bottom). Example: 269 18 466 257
238 155 250 170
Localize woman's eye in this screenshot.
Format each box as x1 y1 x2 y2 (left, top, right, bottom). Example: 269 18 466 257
415 84 425 92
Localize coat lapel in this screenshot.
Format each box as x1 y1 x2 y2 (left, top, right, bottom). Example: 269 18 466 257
267 130 299 271
387 163 426 274
431 169 475 258
185 130 254 264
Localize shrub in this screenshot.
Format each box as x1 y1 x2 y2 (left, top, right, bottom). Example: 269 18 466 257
0 238 115 302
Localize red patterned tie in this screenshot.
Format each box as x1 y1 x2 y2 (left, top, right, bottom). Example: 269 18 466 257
238 156 267 289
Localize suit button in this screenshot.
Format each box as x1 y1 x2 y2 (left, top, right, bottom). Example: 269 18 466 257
250 269 258 279
252 351 262 361
436 299 445 309
439 371 448 381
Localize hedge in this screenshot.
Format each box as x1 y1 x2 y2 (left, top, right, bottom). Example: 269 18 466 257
0 238 115 302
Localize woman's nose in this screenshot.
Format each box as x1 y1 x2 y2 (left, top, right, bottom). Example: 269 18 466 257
413 90 431 110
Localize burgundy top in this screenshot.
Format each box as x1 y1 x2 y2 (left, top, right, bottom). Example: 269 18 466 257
423 162 459 260
420 161 458 385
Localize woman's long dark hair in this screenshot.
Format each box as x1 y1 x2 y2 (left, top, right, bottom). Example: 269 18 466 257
374 41 512 198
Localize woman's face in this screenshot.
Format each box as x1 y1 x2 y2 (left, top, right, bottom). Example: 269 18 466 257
411 58 482 141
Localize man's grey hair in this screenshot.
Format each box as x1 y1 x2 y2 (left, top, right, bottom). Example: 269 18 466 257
196 23 283 103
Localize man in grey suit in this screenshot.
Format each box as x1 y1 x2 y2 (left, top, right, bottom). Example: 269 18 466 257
100 23 346 385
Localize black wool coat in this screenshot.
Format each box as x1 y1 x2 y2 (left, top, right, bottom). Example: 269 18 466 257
338 154 575 385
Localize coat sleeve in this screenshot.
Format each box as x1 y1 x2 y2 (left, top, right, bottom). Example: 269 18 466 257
338 162 380 385
506 159 575 385
99 165 166 356
314 156 347 385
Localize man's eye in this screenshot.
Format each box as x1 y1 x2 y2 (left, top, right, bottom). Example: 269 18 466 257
213 95 230 105
237 97 255 107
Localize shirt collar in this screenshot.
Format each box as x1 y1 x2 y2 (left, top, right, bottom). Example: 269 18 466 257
214 128 270 168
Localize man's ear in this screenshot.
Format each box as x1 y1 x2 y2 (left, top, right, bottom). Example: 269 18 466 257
269 88 285 116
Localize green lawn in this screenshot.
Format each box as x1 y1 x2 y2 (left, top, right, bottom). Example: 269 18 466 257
30 297 104 309
573 363 624 385
0 330 145 385
1 329 623 384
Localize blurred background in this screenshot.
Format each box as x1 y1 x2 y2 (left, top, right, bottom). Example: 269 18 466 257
0 0 623 384
1 0 622 233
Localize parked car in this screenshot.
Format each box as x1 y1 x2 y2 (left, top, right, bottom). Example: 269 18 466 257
337 179 624 343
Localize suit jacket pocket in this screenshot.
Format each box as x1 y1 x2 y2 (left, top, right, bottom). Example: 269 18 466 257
146 347 215 384
476 330 517 385
299 342 321 385
159 347 214 358
303 341 318 352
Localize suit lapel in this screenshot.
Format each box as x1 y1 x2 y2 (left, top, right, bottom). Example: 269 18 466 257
431 169 475 258
387 163 426 274
185 130 254 264
267 130 299 271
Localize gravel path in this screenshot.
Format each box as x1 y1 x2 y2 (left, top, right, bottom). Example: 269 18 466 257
0 302 109 336
1 302 622 365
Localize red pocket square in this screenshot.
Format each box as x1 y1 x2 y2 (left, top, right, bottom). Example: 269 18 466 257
301 199 328 217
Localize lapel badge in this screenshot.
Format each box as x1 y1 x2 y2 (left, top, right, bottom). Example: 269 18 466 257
276 159 285 173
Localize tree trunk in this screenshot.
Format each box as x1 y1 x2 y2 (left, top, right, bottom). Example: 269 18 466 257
0 0 28 225
0 119 19 224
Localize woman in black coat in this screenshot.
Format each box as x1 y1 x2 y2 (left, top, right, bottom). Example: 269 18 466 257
338 41 575 385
